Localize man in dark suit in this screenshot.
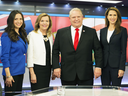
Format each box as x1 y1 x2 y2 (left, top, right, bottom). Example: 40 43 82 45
52 8 103 85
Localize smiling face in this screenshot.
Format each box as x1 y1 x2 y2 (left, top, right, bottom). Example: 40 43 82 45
39 16 50 31
107 10 118 25
14 13 23 30
69 10 83 28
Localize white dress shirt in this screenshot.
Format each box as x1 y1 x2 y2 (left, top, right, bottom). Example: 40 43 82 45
71 25 83 44
107 30 114 43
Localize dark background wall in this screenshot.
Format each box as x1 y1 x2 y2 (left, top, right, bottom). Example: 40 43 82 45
0 1 128 17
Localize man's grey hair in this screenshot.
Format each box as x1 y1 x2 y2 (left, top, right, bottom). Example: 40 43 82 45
69 8 83 17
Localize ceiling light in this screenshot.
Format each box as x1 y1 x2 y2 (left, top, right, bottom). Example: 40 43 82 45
8 9 12 10
16 0 19 2
51 2 54 5
68 0 122 4
122 4 124 6
36 10 40 12
66 3 70 6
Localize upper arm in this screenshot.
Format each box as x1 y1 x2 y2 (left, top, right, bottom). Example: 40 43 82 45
93 29 103 68
27 33 34 67
93 29 101 50
121 28 127 50
1 33 11 68
53 30 60 51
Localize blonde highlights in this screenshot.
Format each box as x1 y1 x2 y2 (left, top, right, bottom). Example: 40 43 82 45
34 13 52 37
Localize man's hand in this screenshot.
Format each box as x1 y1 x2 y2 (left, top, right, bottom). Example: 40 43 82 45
94 68 101 79
53 68 61 78
52 71 56 80
118 70 124 78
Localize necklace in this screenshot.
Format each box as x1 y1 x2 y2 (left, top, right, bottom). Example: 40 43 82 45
43 36 48 42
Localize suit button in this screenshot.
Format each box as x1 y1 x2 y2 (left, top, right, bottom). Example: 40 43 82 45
24 54 26 55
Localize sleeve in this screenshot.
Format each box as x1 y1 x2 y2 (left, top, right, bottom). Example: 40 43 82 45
52 30 61 70
100 29 103 49
27 32 34 68
1 33 11 69
93 29 103 68
50 34 53 65
119 28 127 71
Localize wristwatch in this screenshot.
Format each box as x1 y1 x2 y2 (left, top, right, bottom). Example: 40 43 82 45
6 75 11 78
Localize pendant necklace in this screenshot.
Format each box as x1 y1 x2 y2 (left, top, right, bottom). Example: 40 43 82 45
43 36 48 42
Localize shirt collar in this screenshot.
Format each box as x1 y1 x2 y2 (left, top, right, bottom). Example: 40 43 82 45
71 25 83 32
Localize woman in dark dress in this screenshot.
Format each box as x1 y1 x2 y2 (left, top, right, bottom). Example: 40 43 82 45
27 13 53 91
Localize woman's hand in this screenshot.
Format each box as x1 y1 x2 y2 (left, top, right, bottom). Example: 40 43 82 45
31 73 37 83
29 67 37 83
118 70 124 78
5 76 15 87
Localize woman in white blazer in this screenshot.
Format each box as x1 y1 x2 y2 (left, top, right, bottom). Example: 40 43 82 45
27 13 53 91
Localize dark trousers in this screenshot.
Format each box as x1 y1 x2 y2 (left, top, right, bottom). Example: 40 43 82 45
101 64 122 86
3 74 23 96
0 82 2 96
30 64 51 91
61 75 93 85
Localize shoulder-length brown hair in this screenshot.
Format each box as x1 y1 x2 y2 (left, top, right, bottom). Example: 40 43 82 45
4 10 28 43
105 7 121 34
34 13 52 37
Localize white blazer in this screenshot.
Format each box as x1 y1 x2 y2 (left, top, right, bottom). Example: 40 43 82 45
27 29 53 67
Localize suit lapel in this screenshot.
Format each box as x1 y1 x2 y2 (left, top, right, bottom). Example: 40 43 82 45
67 26 74 49
48 35 53 53
19 37 25 45
18 36 27 51
105 28 116 43
109 30 116 43
76 25 86 50
104 27 108 44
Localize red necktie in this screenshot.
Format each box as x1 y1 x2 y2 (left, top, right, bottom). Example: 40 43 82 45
74 28 79 50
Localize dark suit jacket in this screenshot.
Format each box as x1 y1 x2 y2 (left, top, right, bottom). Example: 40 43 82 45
52 25 103 81
100 27 127 71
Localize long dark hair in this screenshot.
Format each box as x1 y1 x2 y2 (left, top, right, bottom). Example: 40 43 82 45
4 10 28 43
105 7 121 34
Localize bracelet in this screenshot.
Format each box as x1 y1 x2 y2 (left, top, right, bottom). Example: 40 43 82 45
6 75 11 78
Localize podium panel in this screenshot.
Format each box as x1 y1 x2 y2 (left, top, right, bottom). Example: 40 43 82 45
14 86 128 96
